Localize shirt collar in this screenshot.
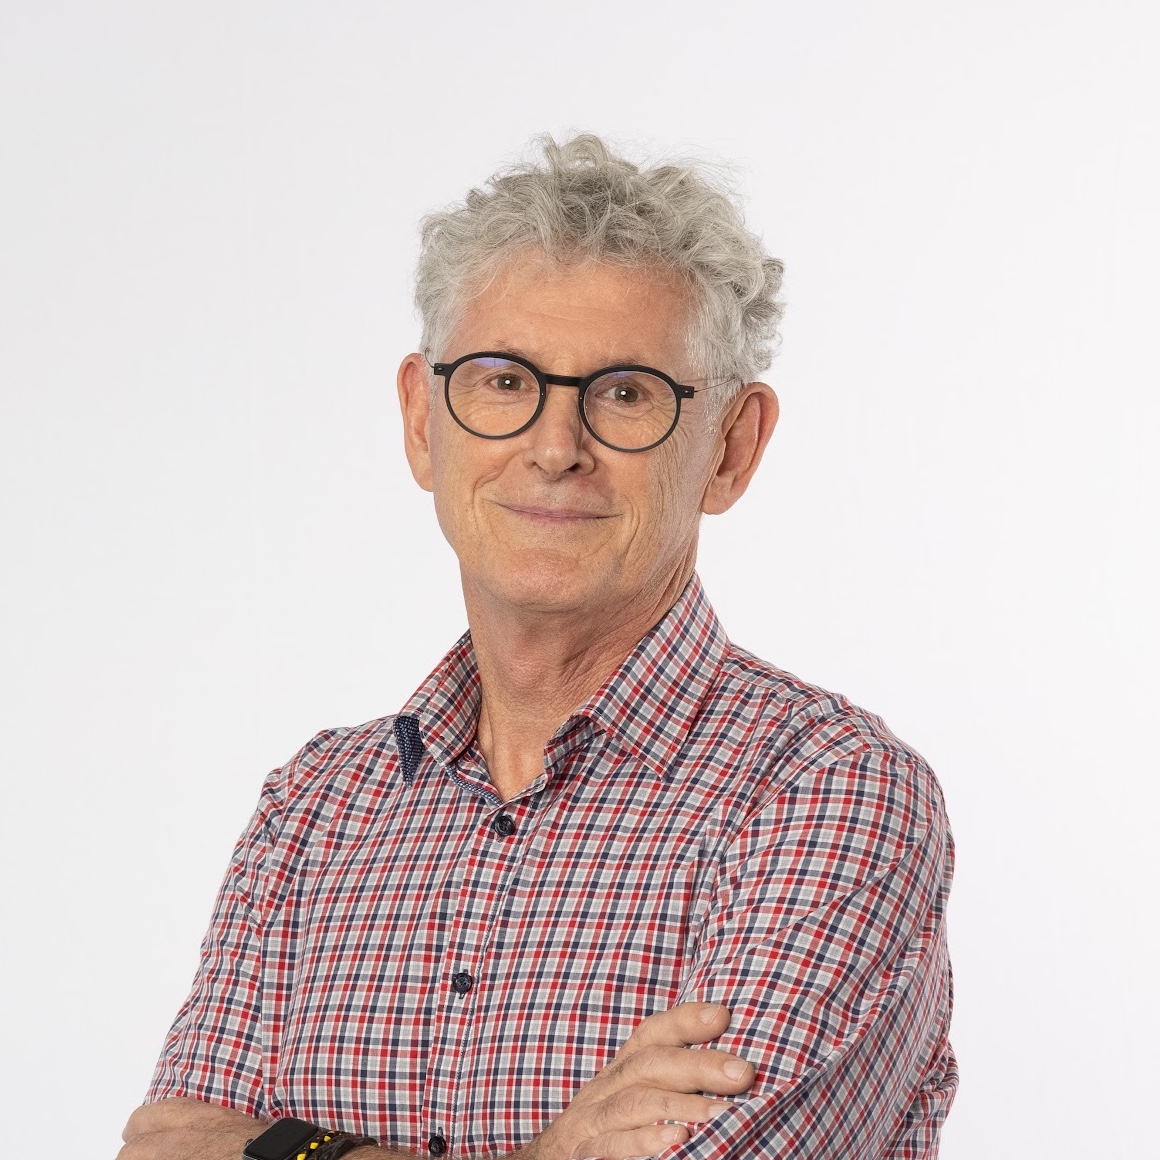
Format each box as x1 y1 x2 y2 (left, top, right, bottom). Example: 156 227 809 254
397 572 728 782
573 573 727 776
398 626 480 774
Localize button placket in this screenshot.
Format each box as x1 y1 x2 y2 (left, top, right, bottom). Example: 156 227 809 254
421 781 533 1154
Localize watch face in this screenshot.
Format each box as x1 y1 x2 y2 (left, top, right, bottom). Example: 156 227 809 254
244 1118 320 1160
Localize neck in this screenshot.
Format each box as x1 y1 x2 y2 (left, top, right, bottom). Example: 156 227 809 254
464 559 695 802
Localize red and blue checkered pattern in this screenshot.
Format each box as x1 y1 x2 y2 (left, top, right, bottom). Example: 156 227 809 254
148 574 957 1157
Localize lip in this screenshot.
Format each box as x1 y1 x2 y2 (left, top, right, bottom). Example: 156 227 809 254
498 503 613 521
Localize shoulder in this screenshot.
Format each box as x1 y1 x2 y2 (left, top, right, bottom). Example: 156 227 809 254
702 641 949 855
694 642 954 915
251 714 404 847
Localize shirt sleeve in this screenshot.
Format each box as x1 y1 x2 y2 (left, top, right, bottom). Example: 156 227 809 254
144 765 283 1115
668 713 958 1160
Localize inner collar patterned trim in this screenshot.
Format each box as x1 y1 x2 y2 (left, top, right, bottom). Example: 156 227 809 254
397 573 729 783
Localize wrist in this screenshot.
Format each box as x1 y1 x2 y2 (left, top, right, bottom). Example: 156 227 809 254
242 1118 379 1160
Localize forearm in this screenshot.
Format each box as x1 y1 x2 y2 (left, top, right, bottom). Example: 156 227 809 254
118 1097 259 1160
118 1099 541 1160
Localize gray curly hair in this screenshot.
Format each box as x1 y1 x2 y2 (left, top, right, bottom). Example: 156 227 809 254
415 133 784 414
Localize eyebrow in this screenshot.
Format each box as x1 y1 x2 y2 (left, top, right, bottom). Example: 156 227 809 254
471 346 731 391
477 342 671 373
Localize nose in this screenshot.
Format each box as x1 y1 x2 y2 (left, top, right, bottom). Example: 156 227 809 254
527 382 594 477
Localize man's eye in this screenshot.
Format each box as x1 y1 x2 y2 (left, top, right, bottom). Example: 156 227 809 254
491 374 528 392
596 381 644 405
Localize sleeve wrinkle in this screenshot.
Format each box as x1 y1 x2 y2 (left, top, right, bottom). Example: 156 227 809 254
699 821 939 970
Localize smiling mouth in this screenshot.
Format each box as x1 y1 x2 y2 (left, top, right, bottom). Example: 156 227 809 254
498 503 613 521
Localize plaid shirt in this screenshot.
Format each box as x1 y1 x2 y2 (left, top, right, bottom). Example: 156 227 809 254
148 574 957 1158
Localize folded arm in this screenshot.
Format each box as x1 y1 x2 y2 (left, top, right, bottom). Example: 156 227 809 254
122 1004 755 1160
656 724 958 1159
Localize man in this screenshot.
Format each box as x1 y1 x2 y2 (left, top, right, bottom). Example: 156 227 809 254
121 134 957 1160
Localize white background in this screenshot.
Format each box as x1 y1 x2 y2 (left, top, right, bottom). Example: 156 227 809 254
1 1 1157 1155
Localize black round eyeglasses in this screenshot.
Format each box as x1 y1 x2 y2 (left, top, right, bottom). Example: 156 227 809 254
429 351 710 453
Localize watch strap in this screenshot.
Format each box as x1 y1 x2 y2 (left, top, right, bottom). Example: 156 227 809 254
313 1132 379 1159
242 1118 378 1160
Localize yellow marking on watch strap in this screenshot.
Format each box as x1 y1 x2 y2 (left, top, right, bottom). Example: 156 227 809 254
297 1130 334 1160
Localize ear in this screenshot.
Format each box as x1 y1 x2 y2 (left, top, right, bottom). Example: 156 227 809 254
701 382 779 515
397 352 435 492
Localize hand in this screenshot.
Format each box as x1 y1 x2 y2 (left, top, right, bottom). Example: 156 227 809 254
117 1097 262 1160
524 1002 753 1160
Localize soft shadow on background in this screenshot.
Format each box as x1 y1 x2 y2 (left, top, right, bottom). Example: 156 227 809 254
1 1 1156 1154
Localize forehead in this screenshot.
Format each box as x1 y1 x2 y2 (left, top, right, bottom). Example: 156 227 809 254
447 249 694 373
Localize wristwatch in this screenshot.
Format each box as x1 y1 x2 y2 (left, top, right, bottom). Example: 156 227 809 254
243 1116 378 1160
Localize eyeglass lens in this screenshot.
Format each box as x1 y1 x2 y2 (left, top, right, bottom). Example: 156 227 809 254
446 356 679 451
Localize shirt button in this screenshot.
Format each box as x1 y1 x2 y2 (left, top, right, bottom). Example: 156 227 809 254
492 813 516 836
428 1134 448 1155
451 971 473 995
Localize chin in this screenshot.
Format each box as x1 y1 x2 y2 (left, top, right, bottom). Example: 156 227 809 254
476 552 607 614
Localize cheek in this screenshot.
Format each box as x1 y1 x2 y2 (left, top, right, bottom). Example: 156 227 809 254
428 420 509 526
427 419 476 539
630 443 707 548
660 428 713 508
428 404 461 476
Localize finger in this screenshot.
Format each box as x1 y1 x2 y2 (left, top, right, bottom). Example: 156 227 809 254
595 1089 736 1132
617 1043 755 1097
575 1121 691 1160
622 1003 731 1051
